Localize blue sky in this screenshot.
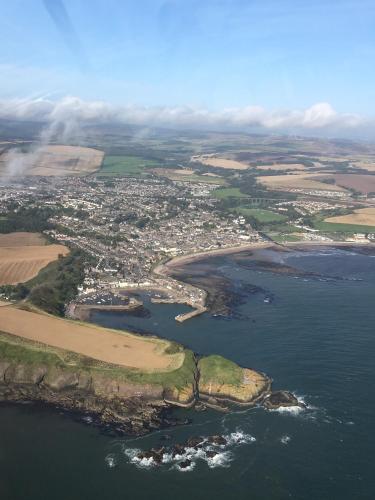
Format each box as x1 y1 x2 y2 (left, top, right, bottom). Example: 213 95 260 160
1 0 375 125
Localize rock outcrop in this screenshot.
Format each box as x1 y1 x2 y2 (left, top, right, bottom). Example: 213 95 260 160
0 338 280 436
262 390 305 410
0 361 173 434
197 355 271 407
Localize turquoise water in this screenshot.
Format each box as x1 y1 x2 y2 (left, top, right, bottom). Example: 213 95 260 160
1 248 375 499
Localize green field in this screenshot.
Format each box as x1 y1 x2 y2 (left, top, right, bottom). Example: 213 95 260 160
314 220 375 233
99 155 161 176
235 208 287 223
270 234 303 243
213 187 248 200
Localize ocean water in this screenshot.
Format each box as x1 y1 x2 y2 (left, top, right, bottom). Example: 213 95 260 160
1 247 375 500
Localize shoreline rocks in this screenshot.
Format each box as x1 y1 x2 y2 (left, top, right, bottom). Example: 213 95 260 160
262 390 306 410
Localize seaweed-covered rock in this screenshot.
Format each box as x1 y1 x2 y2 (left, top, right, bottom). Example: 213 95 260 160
207 434 227 446
178 459 192 470
186 436 204 448
171 443 186 458
263 390 304 409
206 450 218 458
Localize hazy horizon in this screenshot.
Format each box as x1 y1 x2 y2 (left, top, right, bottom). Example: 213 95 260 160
1 1 375 139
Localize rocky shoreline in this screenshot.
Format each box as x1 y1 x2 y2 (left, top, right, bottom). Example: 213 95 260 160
0 351 301 436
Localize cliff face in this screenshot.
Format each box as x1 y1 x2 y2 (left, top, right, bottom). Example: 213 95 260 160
0 360 172 435
199 367 271 405
0 343 272 434
197 355 271 406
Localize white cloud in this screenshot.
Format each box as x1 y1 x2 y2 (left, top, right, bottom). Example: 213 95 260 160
0 96 370 136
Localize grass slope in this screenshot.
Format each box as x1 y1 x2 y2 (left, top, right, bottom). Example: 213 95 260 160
314 221 375 233
199 355 242 386
0 332 195 391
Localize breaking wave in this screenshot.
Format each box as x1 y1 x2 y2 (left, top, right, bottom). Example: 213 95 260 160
122 429 255 472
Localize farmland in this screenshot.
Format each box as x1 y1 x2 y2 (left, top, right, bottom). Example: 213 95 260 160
256 173 347 192
191 155 250 170
0 305 184 372
330 174 375 194
0 232 46 247
0 232 68 285
99 155 161 176
0 145 104 176
314 220 375 233
256 163 307 171
213 187 248 199
324 208 375 228
153 168 226 184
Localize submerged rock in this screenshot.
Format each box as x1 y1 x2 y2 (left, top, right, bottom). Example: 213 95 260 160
186 436 204 448
263 390 305 409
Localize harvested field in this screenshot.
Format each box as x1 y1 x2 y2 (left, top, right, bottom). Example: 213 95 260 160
0 145 104 176
351 160 375 172
0 232 46 247
0 306 184 372
330 174 375 194
191 155 250 170
325 208 375 226
0 234 68 285
256 163 306 171
257 173 346 192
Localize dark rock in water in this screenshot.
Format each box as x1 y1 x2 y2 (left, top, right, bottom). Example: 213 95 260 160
171 443 186 457
206 450 218 458
186 436 204 448
159 434 171 441
207 435 227 446
136 450 155 461
179 459 192 470
136 447 166 465
263 390 305 409
150 447 166 464
164 416 191 427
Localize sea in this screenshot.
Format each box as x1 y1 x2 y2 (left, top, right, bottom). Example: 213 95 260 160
1 246 375 500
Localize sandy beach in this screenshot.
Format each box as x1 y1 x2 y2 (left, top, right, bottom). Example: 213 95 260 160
154 242 271 275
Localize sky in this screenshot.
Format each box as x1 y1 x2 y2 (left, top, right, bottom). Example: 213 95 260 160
1 0 375 135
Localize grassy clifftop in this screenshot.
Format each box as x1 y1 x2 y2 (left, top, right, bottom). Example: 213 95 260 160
0 332 196 403
199 355 243 386
198 354 270 404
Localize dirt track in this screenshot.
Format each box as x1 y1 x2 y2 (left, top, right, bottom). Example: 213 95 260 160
0 306 184 372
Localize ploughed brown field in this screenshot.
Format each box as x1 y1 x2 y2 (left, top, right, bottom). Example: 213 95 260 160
330 174 375 194
0 306 184 372
0 232 68 285
0 145 104 176
325 207 375 226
